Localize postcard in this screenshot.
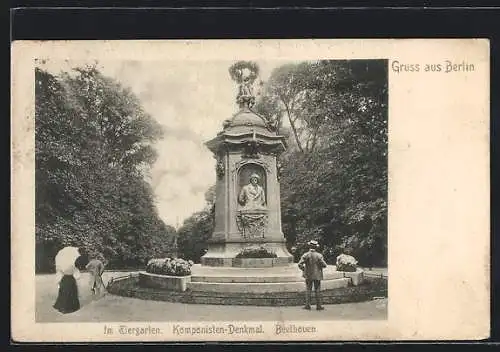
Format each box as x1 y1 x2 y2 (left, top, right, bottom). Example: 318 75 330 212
11 39 490 342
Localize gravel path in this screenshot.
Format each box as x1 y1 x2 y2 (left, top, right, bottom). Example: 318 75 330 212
36 271 387 323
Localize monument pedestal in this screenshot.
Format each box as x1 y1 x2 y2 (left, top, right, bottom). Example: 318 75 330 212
201 241 293 267
201 101 293 268
187 264 364 294
126 264 367 306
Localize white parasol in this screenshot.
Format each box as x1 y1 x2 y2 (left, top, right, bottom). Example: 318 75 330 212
54 246 81 283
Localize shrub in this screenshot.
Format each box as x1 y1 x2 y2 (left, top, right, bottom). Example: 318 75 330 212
235 246 278 258
146 258 194 276
336 253 358 272
289 242 310 263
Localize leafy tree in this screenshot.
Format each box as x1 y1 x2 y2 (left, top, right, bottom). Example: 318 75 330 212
176 185 215 263
176 61 387 267
256 60 388 266
35 65 175 272
176 210 214 263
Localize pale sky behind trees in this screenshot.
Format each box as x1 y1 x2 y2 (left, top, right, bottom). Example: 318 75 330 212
40 60 288 228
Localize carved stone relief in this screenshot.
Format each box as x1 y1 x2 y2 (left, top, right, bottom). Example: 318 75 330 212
234 162 270 239
215 155 225 179
236 210 268 239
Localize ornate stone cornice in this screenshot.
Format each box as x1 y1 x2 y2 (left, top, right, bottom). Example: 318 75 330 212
206 130 287 156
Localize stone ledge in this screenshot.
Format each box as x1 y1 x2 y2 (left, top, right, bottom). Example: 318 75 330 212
200 257 233 267
191 274 304 283
232 258 274 268
336 268 365 286
190 264 364 285
187 278 350 293
232 257 292 268
231 258 274 268
200 257 293 268
108 276 387 306
139 272 191 292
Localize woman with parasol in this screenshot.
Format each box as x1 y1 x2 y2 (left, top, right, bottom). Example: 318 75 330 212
52 246 82 314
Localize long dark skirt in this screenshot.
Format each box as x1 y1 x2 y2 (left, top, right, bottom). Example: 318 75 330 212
53 275 80 314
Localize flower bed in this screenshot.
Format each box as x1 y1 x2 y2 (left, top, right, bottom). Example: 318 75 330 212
235 246 278 259
141 258 194 292
336 254 358 272
146 258 194 276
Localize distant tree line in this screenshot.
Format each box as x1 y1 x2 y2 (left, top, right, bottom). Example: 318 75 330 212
177 60 388 267
35 64 176 273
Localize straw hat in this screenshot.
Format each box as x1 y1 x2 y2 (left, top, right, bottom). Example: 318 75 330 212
307 240 319 247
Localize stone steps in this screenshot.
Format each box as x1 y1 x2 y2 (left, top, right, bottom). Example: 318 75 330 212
189 264 364 286
186 278 351 293
190 272 346 283
191 275 303 283
107 276 388 306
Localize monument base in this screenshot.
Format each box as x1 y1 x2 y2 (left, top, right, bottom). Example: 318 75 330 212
109 265 378 306
200 241 293 267
187 264 364 293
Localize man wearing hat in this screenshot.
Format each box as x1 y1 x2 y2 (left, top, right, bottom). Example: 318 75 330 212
298 240 328 310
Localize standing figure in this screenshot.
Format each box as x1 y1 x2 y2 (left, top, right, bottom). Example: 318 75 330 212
53 246 82 314
239 76 253 97
237 76 256 108
86 257 106 296
238 173 266 210
298 240 328 311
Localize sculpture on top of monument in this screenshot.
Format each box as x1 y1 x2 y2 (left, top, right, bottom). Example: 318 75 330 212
229 61 259 109
238 173 266 211
202 61 290 248
238 76 254 107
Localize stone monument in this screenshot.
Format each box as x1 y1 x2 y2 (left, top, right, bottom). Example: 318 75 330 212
134 61 364 301
201 61 293 267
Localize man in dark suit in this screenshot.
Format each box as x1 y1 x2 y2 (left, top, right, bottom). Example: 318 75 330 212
298 240 328 310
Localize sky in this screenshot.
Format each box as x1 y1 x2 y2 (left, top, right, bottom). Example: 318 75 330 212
40 59 290 228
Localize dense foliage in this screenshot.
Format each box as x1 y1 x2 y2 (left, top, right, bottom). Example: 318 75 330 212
255 60 388 266
146 258 194 276
35 60 388 271
176 186 215 263
179 60 387 267
35 65 176 272
235 246 278 259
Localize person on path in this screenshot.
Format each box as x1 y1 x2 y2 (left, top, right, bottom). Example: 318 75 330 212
86 257 106 296
53 247 82 314
298 240 328 311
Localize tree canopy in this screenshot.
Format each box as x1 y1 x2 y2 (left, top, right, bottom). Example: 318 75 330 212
182 60 388 266
176 185 215 263
35 65 176 272
255 60 388 265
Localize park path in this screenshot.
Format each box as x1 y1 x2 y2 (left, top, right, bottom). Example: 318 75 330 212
36 271 387 323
